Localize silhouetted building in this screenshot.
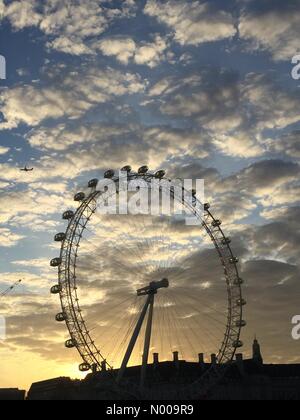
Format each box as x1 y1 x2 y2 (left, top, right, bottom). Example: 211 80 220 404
0 388 26 401
252 336 263 365
25 339 300 400
27 377 81 400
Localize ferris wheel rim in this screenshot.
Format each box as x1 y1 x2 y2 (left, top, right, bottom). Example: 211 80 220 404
51 169 245 385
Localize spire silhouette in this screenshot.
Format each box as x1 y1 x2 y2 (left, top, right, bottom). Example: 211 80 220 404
252 335 263 365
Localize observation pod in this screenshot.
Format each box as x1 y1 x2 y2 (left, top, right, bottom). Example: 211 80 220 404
88 178 99 188
65 339 76 349
237 298 247 307
138 166 149 175
54 233 66 242
62 210 74 220
56 312 67 322
204 203 211 211
155 170 166 179
232 340 244 349
104 169 115 179
236 320 247 328
50 258 62 267
229 257 239 264
79 363 91 372
234 278 244 285
74 192 85 202
121 165 132 173
222 237 231 245
50 284 61 295
212 220 222 227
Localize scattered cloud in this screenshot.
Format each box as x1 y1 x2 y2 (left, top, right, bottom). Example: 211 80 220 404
267 130 300 159
1 0 138 55
239 0 300 61
144 0 236 46
0 227 25 247
95 37 137 65
134 35 170 67
243 73 300 130
1 0 300 388
0 146 9 155
218 160 300 196
145 69 300 159
95 34 170 67
25 122 211 175
0 66 146 129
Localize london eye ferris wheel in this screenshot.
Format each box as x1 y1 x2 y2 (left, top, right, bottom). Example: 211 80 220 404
50 165 246 397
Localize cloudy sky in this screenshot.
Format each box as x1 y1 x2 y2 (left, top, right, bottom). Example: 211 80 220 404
0 0 300 390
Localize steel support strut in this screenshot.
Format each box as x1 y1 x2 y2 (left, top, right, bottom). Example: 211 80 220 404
116 279 169 385
140 293 154 388
116 293 152 384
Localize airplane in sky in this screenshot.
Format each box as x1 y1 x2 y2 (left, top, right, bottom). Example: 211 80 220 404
20 166 34 172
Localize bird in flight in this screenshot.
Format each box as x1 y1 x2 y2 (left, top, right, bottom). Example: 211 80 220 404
20 166 34 172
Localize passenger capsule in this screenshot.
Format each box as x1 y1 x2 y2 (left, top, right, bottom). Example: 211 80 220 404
50 258 62 267
65 339 76 349
50 284 61 295
121 165 132 173
237 299 247 306
229 257 239 264
155 170 166 179
54 233 66 242
221 237 231 245
138 165 149 175
56 312 67 322
212 220 222 227
62 210 74 220
74 192 85 202
232 340 243 349
104 169 115 179
236 320 247 328
79 363 91 372
88 179 99 188
234 278 244 286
